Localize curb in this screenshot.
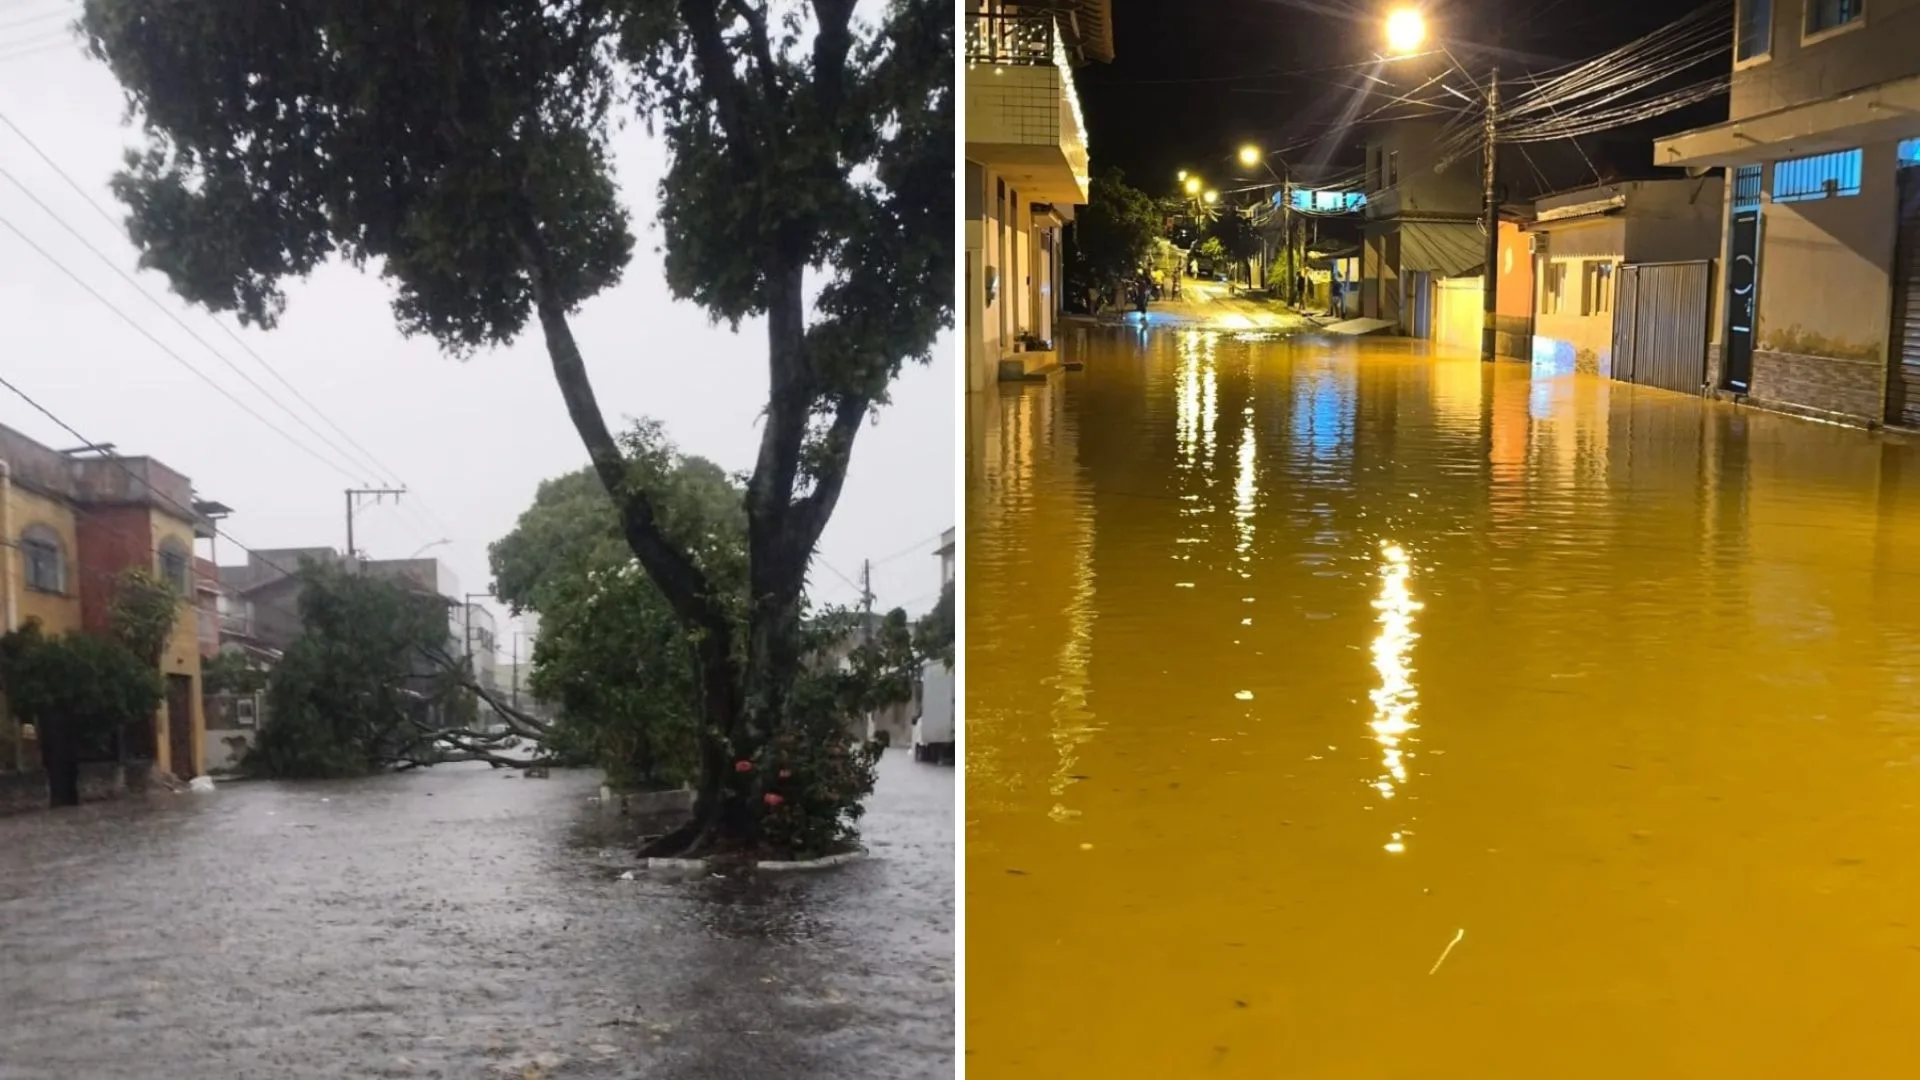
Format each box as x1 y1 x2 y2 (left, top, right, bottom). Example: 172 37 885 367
630 846 871 874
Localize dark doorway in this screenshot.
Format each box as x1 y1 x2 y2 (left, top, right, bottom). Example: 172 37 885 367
166 674 196 781
41 737 79 807
1885 165 1920 427
1724 208 1760 392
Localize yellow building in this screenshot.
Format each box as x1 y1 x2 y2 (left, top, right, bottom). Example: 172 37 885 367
1 423 217 789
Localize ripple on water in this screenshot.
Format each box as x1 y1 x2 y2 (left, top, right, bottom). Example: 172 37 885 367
967 327 1920 1078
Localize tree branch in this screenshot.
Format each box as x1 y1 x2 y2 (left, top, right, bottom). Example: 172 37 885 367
679 0 762 157
789 391 870 555
418 645 555 740
724 0 782 105
810 0 857 123
748 263 812 597
515 212 731 645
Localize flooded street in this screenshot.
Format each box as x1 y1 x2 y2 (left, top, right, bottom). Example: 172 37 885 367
966 325 1920 1077
0 752 951 1079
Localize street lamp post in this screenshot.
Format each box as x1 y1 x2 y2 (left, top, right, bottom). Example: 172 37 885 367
1238 144 1300 306
1386 9 1499 363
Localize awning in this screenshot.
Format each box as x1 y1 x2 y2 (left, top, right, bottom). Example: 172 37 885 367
1655 72 1920 167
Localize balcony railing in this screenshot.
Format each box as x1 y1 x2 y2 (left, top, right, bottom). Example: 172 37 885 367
966 12 1057 66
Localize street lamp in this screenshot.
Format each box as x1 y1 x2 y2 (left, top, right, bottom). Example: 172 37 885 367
409 538 451 558
1237 144 1260 168
1178 169 1189 182
1203 189 1218 204
1383 7 1499 363
1384 8 1425 54
1183 176 1202 196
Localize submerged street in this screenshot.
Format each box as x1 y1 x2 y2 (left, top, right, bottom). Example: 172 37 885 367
966 324 1920 1076
0 754 952 1079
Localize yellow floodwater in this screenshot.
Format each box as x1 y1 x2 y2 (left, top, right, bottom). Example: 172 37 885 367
965 326 1920 1078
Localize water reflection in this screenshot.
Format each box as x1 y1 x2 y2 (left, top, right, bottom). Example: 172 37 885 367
968 329 1920 1078
1368 540 1422 853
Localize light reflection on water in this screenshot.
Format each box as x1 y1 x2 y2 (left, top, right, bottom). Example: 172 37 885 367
967 327 1920 1078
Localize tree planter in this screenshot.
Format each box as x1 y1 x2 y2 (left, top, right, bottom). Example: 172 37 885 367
635 845 870 874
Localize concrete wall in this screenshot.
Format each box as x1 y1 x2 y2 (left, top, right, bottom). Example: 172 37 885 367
7 480 81 634
1364 119 1482 215
1494 222 1534 361
1749 138 1902 422
1731 0 1920 120
1624 177 1726 263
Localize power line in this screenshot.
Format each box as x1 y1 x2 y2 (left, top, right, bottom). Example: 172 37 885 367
0 370 301 583
0 161 402 488
0 210 378 487
0 107 461 542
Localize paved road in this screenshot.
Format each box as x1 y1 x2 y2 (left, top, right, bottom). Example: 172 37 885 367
0 750 952 1079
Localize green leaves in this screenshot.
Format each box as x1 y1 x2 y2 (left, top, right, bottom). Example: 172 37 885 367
108 566 182 668
1068 170 1162 307
0 621 162 755
249 560 455 777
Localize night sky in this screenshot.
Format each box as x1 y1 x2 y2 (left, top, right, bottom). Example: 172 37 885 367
1075 0 1728 199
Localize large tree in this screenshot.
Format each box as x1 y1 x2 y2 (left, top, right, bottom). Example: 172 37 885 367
83 0 950 856
1065 170 1160 313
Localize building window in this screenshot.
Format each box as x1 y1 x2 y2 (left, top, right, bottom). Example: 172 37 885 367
1736 0 1772 59
1772 148 1862 202
158 539 191 592
1732 164 1763 210
1583 262 1614 317
20 525 64 594
1806 0 1862 34
1387 150 1399 187
1899 138 1920 167
1540 261 1568 315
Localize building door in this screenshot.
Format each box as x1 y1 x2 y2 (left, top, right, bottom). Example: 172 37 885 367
166 674 196 781
1724 208 1760 392
1403 270 1433 337
1886 165 1920 427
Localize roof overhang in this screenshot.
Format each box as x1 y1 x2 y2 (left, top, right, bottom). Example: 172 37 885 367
1533 192 1628 224
1655 72 1920 168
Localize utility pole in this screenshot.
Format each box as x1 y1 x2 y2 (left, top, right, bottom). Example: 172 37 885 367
859 559 874 641
344 486 406 560
1481 66 1501 364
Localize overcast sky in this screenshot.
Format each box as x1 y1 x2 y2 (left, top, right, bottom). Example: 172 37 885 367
0 12 954 652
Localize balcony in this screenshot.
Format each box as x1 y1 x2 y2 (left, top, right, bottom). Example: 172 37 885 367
964 12 1091 207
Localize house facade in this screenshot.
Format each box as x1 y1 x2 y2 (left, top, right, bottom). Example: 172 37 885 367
964 0 1112 391
1524 177 1725 377
1656 0 1920 426
0 424 215 797
1358 118 1487 335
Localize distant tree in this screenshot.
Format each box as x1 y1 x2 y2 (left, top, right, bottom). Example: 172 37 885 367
108 567 180 668
490 428 747 793
201 651 270 697
1067 170 1161 313
1195 236 1229 272
914 579 953 668
84 0 950 861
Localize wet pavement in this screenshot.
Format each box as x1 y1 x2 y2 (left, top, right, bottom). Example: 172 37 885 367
966 324 1920 1077
0 750 952 1079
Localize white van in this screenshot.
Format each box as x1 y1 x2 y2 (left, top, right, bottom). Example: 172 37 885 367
911 659 954 764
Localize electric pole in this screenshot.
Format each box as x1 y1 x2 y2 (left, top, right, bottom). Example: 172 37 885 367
1481 66 1501 364
344 486 406 560
860 559 874 641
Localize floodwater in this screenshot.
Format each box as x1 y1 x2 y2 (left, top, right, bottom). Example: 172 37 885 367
0 751 951 1079
966 324 1920 1077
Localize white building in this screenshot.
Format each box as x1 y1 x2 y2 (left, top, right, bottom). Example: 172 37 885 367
964 0 1112 391
1656 0 1920 427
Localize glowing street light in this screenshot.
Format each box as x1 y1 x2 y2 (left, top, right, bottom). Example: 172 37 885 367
1178 169 1189 182
1202 189 1219 205
1184 176 1202 196
1385 8 1426 54
1238 144 1261 168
